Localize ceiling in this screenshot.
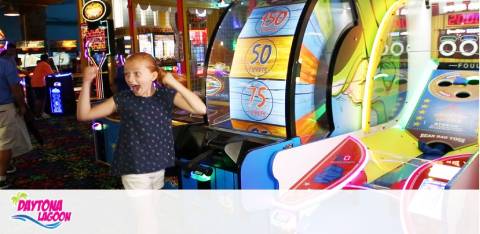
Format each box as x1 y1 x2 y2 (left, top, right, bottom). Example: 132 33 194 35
0 0 65 8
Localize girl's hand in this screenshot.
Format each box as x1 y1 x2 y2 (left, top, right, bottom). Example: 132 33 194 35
161 72 178 87
83 66 98 83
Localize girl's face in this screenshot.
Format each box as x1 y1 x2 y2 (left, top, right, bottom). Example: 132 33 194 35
124 59 158 97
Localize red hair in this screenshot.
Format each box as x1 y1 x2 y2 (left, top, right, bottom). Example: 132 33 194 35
125 53 170 83
125 52 159 73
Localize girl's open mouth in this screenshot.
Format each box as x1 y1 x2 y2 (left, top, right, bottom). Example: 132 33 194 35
130 85 140 92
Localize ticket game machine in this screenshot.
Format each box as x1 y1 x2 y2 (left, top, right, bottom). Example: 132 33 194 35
81 0 115 99
175 0 372 189
272 0 478 191
81 0 116 163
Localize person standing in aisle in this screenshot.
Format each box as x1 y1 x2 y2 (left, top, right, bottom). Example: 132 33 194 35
31 54 54 119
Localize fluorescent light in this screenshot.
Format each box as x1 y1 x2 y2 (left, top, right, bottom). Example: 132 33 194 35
4 5 20 17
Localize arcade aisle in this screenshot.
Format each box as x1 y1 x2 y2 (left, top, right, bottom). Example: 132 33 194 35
6 116 177 189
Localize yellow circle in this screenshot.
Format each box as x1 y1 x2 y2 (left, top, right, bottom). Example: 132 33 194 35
245 39 277 77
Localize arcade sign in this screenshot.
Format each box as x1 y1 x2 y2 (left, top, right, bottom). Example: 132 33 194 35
447 12 479 26
81 21 112 54
56 40 77 49
255 7 290 36
441 1 479 13
82 0 108 22
83 27 107 52
241 80 274 121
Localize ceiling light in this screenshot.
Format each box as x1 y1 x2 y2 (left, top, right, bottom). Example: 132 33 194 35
4 4 20 17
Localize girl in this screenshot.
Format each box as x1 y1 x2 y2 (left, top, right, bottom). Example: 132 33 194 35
77 52 206 189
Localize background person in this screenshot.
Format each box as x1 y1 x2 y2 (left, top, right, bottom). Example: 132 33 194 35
0 56 32 189
31 54 54 118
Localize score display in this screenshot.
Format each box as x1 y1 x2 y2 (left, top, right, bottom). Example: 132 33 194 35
447 12 479 26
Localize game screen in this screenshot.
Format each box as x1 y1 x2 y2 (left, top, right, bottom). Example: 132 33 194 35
190 29 207 64
138 33 154 56
154 34 175 59
52 52 72 66
206 0 306 138
18 53 42 68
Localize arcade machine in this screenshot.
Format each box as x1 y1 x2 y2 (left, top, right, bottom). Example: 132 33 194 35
187 8 211 93
80 0 116 162
16 40 46 71
136 5 179 73
15 41 46 109
49 40 78 73
80 0 115 100
272 0 479 191
175 0 367 189
44 73 77 116
42 40 79 116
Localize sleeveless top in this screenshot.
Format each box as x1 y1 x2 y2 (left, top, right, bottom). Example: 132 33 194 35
112 87 176 176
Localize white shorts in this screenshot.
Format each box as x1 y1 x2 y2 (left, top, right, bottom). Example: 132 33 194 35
0 103 32 156
121 170 165 190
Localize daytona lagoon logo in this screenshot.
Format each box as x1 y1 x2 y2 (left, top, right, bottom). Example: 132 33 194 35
11 192 72 229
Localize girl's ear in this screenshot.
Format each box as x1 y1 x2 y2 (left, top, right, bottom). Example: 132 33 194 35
152 70 159 81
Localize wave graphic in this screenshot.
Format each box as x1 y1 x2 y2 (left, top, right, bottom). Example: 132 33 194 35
12 215 61 229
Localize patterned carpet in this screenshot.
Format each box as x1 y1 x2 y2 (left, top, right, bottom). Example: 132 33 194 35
7 115 178 189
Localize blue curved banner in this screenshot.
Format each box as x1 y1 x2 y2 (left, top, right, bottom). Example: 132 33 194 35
12 215 62 229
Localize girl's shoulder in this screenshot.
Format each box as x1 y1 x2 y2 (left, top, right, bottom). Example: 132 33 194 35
113 90 133 103
155 85 176 98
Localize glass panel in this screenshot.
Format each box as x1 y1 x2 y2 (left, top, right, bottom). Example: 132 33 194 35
173 8 224 124
369 7 408 126
206 0 306 138
294 0 354 142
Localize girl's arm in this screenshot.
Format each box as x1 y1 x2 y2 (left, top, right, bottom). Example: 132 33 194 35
162 73 207 115
77 66 116 121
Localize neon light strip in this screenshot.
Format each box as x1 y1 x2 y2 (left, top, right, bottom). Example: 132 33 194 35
361 0 407 133
190 171 211 182
49 88 63 114
314 104 326 119
54 73 73 78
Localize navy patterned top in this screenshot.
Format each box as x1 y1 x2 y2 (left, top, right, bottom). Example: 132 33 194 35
112 87 177 176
